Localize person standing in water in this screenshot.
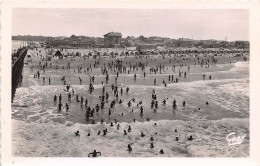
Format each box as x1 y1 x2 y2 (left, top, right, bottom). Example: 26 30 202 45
58 102 63 112
65 103 69 112
53 95 57 102
59 94 62 102
140 106 144 116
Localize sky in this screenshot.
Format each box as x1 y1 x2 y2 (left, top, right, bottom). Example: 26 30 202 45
12 8 249 41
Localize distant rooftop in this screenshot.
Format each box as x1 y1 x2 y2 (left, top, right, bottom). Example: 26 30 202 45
104 32 122 37
180 38 194 42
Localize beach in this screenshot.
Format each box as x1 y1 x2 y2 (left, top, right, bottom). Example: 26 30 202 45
12 44 249 157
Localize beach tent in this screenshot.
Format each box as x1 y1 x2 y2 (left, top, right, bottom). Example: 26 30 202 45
55 50 63 59
75 52 81 57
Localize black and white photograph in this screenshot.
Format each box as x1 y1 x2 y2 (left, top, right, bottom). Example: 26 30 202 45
9 8 251 158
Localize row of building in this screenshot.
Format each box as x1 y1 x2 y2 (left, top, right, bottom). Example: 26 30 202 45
46 32 249 49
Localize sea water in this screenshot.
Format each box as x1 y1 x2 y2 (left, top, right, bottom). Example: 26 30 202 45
12 46 249 157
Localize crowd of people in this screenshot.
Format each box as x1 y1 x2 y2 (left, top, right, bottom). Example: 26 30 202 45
27 46 249 156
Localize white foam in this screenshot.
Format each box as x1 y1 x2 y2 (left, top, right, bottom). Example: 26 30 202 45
12 118 249 157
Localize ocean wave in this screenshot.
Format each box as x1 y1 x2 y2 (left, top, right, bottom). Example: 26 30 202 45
12 118 249 157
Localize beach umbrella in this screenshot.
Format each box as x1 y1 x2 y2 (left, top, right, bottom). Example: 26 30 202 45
103 52 108 56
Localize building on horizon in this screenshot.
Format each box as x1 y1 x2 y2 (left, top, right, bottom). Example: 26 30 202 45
176 38 194 48
103 32 122 48
47 35 95 48
146 36 165 46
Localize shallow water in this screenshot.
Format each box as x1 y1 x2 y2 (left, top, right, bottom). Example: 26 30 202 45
12 46 250 157
13 58 249 125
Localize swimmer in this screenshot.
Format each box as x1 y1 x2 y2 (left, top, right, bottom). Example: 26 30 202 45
140 106 144 116
75 130 80 136
162 99 166 105
128 126 132 132
88 150 101 157
187 135 193 141
159 149 164 154
127 144 132 153
103 130 107 136
124 130 127 135
182 101 186 108
150 143 154 148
